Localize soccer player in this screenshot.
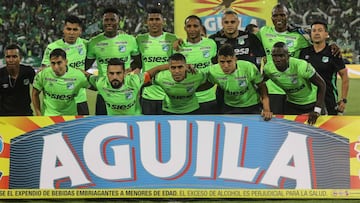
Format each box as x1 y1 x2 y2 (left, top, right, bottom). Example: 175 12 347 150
86 7 140 115
41 15 89 115
209 10 265 69
256 3 311 115
0 44 35 116
136 7 178 115
32 49 89 116
176 15 218 114
207 44 272 120
152 53 209 114
300 21 349 115
264 42 326 125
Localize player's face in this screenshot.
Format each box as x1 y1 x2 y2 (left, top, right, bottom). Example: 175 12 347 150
311 24 328 44
218 55 237 74
169 60 187 82
184 18 201 42
222 14 239 35
272 7 288 32
147 13 163 36
5 49 21 69
271 47 289 72
63 22 82 44
50 56 68 76
107 65 125 89
103 12 119 36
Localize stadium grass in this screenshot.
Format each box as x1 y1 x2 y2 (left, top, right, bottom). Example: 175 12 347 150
85 78 360 116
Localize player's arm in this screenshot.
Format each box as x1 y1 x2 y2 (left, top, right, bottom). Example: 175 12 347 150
130 54 142 74
85 58 96 71
308 72 326 125
337 68 349 112
32 87 42 116
257 81 272 121
143 64 169 84
329 43 342 57
173 38 184 51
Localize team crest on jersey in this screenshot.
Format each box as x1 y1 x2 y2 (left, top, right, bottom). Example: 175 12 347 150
125 92 133 99
162 44 169 51
237 38 245 45
2 84 9 88
238 79 247 87
67 83 75 90
203 50 210 58
186 86 194 93
289 75 298 84
23 79 30 85
78 47 84 55
322 56 329 63
119 46 126 52
286 40 294 48
304 55 310 60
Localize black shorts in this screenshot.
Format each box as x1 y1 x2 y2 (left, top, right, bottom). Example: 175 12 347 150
223 103 262 114
77 101 89 115
268 94 286 115
284 101 315 115
197 100 221 114
95 94 107 115
141 97 163 115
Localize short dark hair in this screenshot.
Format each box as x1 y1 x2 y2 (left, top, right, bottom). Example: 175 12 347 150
65 15 83 28
169 53 186 63
311 20 328 32
184 15 202 25
4 44 23 56
148 7 162 15
223 10 238 16
103 7 119 16
218 44 234 57
50 48 67 59
245 24 258 33
107 58 125 71
272 3 289 15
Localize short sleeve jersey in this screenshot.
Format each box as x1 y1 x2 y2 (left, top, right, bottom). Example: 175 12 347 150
136 32 177 100
42 38 88 103
89 74 144 115
209 30 265 67
176 38 217 103
33 68 89 115
208 60 263 107
257 26 311 95
0 65 35 116
154 69 208 114
87 33 139 77
263 57 316 105
299 44 345 108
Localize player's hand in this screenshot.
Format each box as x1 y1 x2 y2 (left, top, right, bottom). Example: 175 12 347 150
131 68 141 74
173 38 184 51
307 111 320 125
186 64 196 74
261 109 273 121
337 100 346 113
330 43 342 58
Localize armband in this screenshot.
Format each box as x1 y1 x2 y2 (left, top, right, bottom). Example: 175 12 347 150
314 106 321 114
144 72 151 84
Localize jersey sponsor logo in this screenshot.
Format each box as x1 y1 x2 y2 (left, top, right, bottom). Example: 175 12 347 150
143 56 168 63
193 62 210 69
234 48 250 55
69 60 85 68
44 90 75 100
169 94 193 99
45 78 58 82
96 42 108 46
23 79 30 85
106 100 135 110
283 84 305 93
322 56 329 63
225 86 249 95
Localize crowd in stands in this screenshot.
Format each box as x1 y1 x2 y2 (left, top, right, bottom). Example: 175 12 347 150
279 0 359 63
0 0 174 66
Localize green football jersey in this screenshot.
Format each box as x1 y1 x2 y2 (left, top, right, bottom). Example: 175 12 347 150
177 38 217 103
33 67 89 116
257 26 311 95
89 74 143 115
136 32 177 100
42 38 88 103
154 69 208 114
87 33 139 77
263 57 317 105
208 60 263 107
